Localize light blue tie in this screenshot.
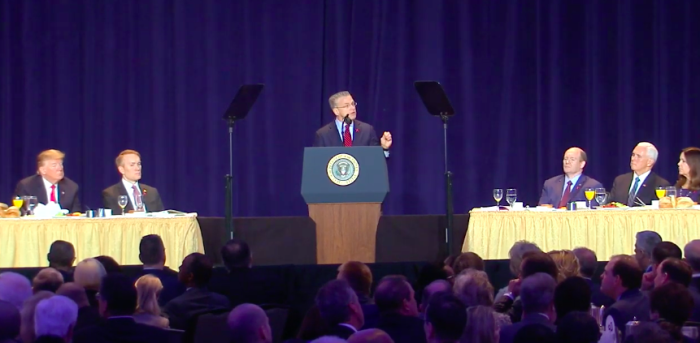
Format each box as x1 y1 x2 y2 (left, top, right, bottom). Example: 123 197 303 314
627 177 641 206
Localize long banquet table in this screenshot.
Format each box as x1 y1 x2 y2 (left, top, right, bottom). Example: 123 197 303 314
462 208 700 260
0 215 204 268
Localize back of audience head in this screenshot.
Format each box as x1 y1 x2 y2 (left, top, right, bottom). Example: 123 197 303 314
33 295 78 341
56 282 89 308
94 255 122 274
32 268 64 293
178 253 214 288
20 291 53 343
684 239 700 272
508 241 541 276
348 328 395 343
98 273 138 317
623 321 675 343
635 231 662 270
513 324 556 343
420 279 452 313
548 250 580 281
556 311 601 343
650 282 694 342
135 275 163 316
139 234 166 268
554 276 592 322
520 251 559 280
0 300 20 341
451 252 484 275
654 257 692 288
652 241 682 266
221 238 252 270
310 336 350 343
228 303 272 343
315 279 364 329
462 305 498 343
452 269 494 307
442 254 459 277
415 263 449 304
520 273 556 320
0 272 32 310
423 292 466 343
73 258 107 291
573 247 598 278
601 255 642 299
47 240 75 270
374 275 418 317
337 261 373 299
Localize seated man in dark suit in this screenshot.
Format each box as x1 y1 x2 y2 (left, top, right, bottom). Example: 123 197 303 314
315 279 365 339
337 261 379 329
162 253 230 330
423 292 466 343
313 91 392 157
538 147 603 208
72 273 168 343
684 240 700 322
47 240 75 283
609 142 670 206
374 275 426 343
573 247 614 307
641 241 683 291
209 239 286 307
600 255 650 336
498 273 557 343
13 149 81 213
101 149 164 214
130 235 185 306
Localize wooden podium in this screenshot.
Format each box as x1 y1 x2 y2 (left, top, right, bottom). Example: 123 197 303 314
301 147 389 265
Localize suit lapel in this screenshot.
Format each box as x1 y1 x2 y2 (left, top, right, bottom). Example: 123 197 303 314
553 176 565 206
354 121 365 146
31 176 48 205
570 175 587 199
637 173 654 200
57 179 68 209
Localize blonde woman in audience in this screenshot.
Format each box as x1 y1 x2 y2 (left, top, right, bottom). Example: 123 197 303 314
19 290 53 343
453 269 511 327
461 305 499 343
72 258 107 307
133 275 169 328
548 250 580 282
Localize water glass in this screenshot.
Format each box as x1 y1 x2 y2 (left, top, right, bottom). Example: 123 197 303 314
506 189 517 208
666 186 677 199
493 189 503 207
595 188 607 207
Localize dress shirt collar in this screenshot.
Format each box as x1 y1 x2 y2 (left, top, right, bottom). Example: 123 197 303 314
42 177 56 188
633 170 652 184
564 173 582 187
122 178 139 191
338 323 358 333
335 118 354 131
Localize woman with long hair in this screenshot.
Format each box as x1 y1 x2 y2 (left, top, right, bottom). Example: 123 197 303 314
133 275 169 328
676 147 700 202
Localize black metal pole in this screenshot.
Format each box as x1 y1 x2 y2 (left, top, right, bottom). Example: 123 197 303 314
442 114 454 256
224 120 235 240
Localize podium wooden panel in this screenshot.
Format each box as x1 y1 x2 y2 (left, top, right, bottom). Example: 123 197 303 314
308 202 381 264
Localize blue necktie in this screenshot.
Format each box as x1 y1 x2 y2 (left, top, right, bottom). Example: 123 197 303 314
628 177 641 206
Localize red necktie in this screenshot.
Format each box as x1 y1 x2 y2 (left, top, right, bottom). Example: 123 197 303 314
343 124 352 147
50 185 56 203
559 181 573 208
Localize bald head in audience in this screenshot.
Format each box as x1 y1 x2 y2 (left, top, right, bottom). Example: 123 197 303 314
32 268 64 293
348 329 395 343
0 300 20 341
56 283 90 308
0 272 32 310
227 303 272 343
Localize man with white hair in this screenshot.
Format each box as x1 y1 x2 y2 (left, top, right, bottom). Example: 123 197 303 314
0 272 33 310
227 303 272 343
609 142 670 206
33 295 78 343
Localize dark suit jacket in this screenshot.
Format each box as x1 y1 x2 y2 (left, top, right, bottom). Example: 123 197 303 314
688 277 700 322
131 267 185 306
538 174 604 206
326 324 357 340
376 312 427 343
584 278 614 308
498 313 556 343
209 267 287 308
313 120 381 147
161 287 230 330
603 288 650 336
609 172 670 206
72 317 169 343
101 182 164 213
13 175 81 213
74 305 104 333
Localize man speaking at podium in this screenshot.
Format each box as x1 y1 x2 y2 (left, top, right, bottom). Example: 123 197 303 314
313 91 392 157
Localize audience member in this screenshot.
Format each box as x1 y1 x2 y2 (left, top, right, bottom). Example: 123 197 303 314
653 258 692 288
374 275 425 343
462 305 499 343
649 282 694 342
130 234 185 306
512 323 556 343
442 254 459 278
47 241 75 282
0 272 32 311
553 276 592 324
495 241 541 299
348 329 394 343
547 250 580 282
452 269 511 327
19 291 53 343
32 268 64 293
600 255 650 336
555 311 601 343
315 279 364 339
162 253 230 330
33 295 78 343
93 256 122 274
0 300 20 343
634 231 662 272
423 292 465 343
72 273 168 343
451 252 485 275
310 337 347 343
72 258 106 308
684 239 700 321
622 322 675 343
210 239 286 307
228 303 272 343
573 247 614 307
419 280 451 315
642 241 683 291
414 263 449 305
337 261 379 328
133 275 169 328
498 273 557 343
55 283 102 332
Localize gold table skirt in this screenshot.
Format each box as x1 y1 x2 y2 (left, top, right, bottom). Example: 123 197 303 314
462 209 700 260
0 216 204 269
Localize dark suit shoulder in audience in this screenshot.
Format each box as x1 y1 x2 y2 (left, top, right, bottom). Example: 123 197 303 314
209 267 287 307
73 306 103 332
73 317 168 343
688 277 700 322
162 287 230 330
377 313 427 343
326 324 356 339
57 269 73 283
499 313 556 343
603 289 650 336
584 278 615 308
132 267 185 306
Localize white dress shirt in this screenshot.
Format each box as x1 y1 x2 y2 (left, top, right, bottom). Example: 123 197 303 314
629 170 651 194
122 178 147 212
42 177 58 206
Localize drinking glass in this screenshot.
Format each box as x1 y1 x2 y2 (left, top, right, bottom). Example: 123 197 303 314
117 195 128 215
26 196 38 215
493 189 503 207
666 186 677 199
584 188 595 208
595 188 607 207
655 186 666 199
505 189 517 208
135 193 145 212
12 196 24 210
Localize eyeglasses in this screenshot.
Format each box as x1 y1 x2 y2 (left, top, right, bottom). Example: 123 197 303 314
335 102 358 109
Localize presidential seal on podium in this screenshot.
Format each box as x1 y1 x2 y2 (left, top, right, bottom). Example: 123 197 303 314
327 153 360 186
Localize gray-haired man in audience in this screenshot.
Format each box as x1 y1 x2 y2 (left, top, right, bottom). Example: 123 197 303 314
0 272 32 311
498 273 557 343
227 303 272 343
634 231 662 273
496 241 541 299
33 295 78 343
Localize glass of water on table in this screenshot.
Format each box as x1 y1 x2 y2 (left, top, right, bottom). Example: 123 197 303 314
118 195 128 215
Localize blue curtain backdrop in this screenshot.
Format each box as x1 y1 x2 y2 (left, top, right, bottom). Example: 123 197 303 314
1 0 699 217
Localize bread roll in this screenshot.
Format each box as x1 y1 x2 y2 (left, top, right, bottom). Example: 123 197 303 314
4 206 20 218
676 197 695 209
659 197 674 209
